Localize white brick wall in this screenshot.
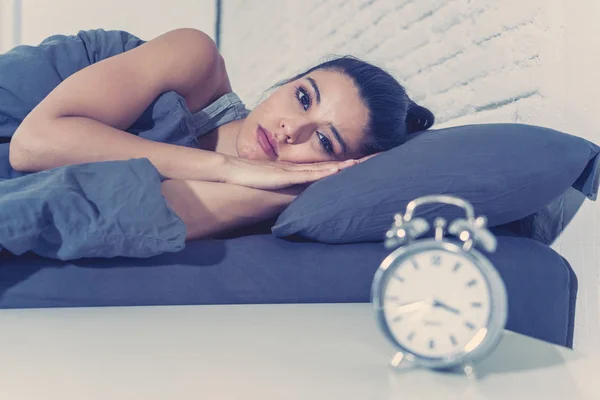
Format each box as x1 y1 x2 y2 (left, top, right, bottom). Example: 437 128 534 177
221 0 600 353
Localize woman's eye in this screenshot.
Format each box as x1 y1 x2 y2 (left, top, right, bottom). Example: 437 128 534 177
317 132 334 155
296 87 311 111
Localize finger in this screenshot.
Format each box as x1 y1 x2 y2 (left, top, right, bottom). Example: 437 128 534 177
338 159 359 169
286 167 340 185
323 159 359 168
307 159 356 167
283 159 357 171
358 152 383 163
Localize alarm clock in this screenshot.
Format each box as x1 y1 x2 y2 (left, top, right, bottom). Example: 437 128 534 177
371 195 508 376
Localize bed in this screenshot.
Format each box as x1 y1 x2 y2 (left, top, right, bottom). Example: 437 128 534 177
0 233 576 348
0 121 597 352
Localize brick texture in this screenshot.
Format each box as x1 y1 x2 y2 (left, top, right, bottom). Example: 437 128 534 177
220 0 600 353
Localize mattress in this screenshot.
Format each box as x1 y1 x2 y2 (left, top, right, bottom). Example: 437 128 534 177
0 234 575 348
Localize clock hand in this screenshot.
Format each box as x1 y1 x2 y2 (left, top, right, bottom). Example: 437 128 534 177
433 299 461 315
395 299 433 314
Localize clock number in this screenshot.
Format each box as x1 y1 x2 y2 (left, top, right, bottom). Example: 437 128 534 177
466 279 477 287
450 335 458 346
431 254 442 266
453 262 462 272
465 321 476 330
471 302 482 308
411 259 419 270
429 339 435 349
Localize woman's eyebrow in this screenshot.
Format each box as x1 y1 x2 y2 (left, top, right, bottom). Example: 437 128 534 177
306 77 321 104
306 76 347 155
330 124 347 155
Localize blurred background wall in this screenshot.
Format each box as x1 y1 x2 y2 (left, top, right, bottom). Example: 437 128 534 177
0 0 216 50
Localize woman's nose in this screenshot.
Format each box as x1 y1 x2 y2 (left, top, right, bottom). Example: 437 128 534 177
280 120 293 142
280 119 308 143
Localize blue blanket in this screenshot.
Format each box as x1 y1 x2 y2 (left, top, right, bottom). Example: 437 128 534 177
0 30 143 143
0 29 204 179
0 159 186 260
0 29 211 260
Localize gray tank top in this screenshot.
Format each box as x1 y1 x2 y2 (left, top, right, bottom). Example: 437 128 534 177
192 92 251 137
125 90 250 149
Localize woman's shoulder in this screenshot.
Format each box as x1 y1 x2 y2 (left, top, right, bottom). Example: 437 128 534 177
52 28 232 112
155 29 232 112
74 28 220 66
80 28 231 112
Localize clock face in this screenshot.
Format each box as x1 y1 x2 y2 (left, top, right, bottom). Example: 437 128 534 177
382 248 492 360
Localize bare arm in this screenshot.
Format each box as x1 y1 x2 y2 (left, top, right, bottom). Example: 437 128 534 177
161 179 302 240
160 156 379 240
9 28 230 181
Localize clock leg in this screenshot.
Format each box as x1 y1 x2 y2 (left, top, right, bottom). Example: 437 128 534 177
461 362 478 380
388 352 409 369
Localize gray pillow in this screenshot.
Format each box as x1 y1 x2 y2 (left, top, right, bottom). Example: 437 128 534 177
272 124 600 243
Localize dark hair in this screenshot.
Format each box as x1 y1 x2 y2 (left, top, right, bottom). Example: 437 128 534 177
277 56 435 154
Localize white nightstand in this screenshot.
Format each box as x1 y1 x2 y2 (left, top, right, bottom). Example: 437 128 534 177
0 303 597 399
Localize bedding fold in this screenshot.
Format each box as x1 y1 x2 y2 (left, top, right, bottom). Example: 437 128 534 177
0 158 186 260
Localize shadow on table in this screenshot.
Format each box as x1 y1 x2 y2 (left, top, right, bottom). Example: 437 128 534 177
385 332 585 399
475 331 581 377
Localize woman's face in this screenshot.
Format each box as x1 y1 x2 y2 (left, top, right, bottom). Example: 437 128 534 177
236 69 370 163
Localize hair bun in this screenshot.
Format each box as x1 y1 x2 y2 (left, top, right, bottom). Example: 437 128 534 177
406 101 435 134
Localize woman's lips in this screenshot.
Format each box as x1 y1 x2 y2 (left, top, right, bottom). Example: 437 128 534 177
256 125 278 158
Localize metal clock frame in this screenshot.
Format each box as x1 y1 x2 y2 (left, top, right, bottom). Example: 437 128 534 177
371 195 508 371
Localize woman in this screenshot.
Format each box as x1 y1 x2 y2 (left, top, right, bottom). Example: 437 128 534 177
1 28 434 247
